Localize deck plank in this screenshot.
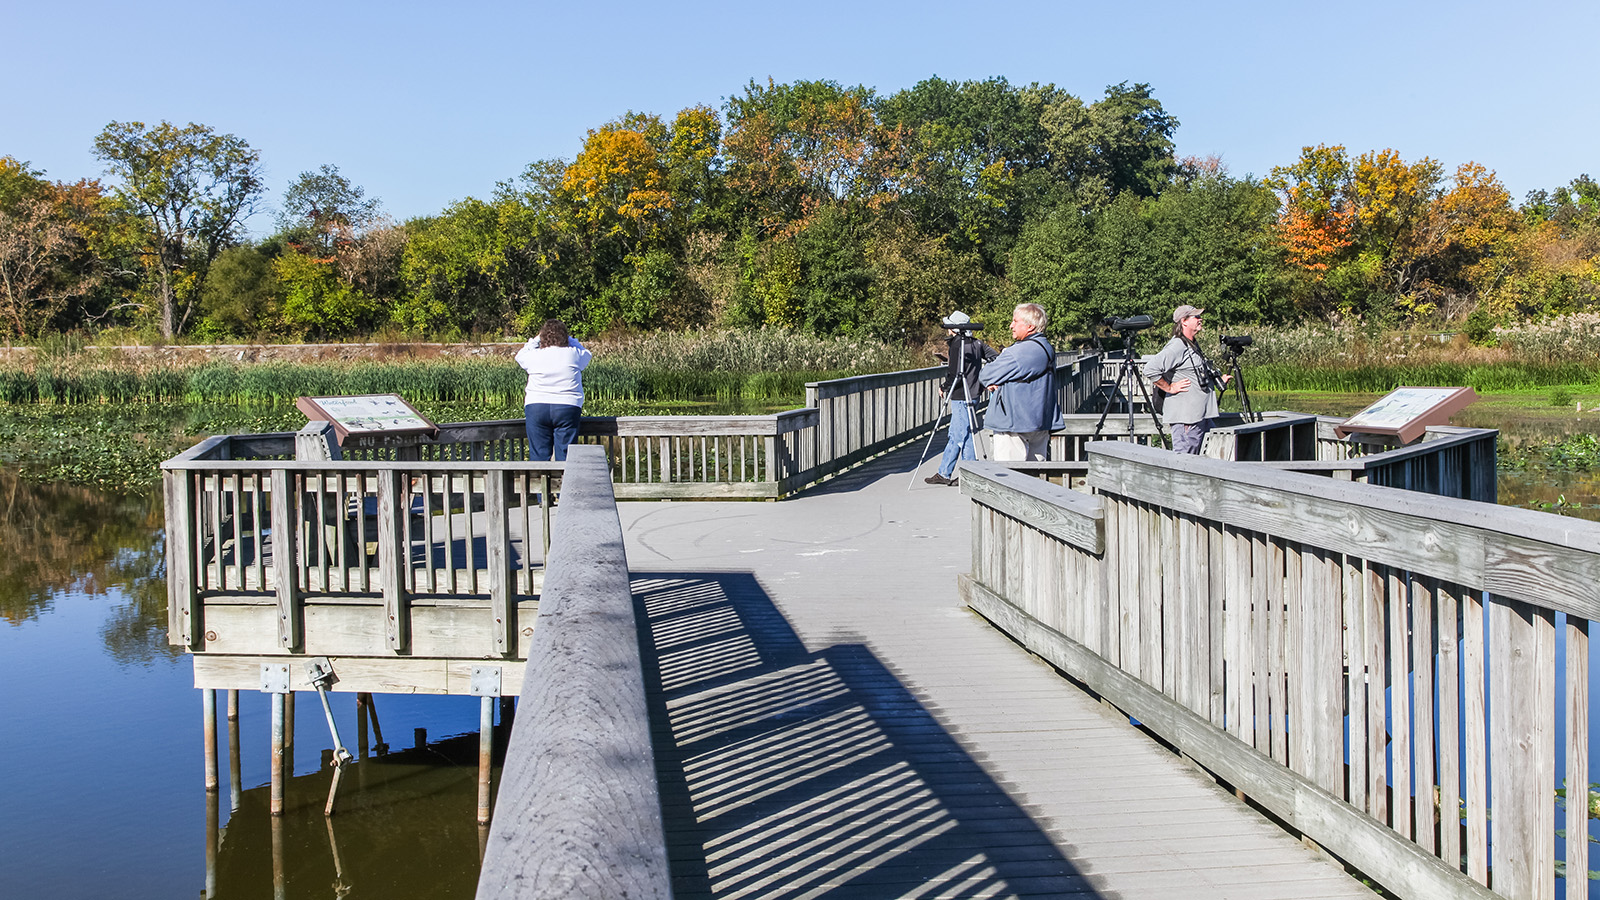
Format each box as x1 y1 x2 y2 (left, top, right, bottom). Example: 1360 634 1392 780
619 442 1373 900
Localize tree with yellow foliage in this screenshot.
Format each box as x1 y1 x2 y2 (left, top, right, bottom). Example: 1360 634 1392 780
561 119 673 248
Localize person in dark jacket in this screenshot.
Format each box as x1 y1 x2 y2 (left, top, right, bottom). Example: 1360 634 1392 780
925 310 997 486
980 303 1064 461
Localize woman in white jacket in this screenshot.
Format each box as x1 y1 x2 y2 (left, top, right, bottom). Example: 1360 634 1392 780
515 319 592 461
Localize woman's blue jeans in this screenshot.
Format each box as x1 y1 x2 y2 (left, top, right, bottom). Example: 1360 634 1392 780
525 403 582 461
938 399 978 477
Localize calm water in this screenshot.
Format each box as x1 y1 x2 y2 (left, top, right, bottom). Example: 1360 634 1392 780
0 473 496 899
1 409 1596 898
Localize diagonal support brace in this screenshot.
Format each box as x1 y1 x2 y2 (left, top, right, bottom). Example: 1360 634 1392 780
306 657 354 816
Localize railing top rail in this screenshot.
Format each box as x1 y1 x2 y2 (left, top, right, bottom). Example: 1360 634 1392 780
1086 441 1600 619
1054 417 1166 435
163 457 567 474
578 414 794 435
961 463 1103 553
475 445 670 899
1209 413 1319 436
170 434 233 463
806 365 942 398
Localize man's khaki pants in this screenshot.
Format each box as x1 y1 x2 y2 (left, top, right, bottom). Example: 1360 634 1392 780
990 430 1049 462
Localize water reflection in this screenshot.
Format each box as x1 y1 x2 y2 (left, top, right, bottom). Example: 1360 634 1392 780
1500 468 1600 521
208 734 490 900
0 471 175 662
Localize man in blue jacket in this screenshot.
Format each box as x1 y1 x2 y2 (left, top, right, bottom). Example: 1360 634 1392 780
980 303 1064 461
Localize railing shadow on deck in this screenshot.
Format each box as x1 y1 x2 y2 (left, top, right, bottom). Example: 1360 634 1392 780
632 573 1106 899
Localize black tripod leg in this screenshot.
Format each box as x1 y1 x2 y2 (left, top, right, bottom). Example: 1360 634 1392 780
1229 358 1256 422
1091 358 1129 438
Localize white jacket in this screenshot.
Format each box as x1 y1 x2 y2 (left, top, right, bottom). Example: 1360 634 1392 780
515 338 592 407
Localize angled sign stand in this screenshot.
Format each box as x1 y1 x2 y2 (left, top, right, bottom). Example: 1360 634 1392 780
295 394 440 450
1335 386 1477 444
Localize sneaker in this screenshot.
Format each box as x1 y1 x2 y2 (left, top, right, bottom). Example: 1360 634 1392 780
924 473 957 486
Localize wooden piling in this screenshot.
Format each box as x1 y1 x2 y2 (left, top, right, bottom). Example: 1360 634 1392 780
202 688 218 793
270 813 286 900
364 692 387 754
478 696 494 825
284 691 295 763
270 692 286 816
227 692 242 813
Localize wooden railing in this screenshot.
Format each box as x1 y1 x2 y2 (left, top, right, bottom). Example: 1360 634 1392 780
959 443 1590 900
475 445 670 899
162 436 558 671
1271 422 1499 502
999 414 1498 504
1202 413 1320 461
199 355 1101 501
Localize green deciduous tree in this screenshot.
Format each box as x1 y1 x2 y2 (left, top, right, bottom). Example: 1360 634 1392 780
197 241 281 338
93 121 263 337
275 250 379 338
865 219 992 338
1009 159 1280 332
278 164 383 256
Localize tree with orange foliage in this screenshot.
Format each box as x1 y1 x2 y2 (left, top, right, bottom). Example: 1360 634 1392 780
1266 145 1355 289
0 157 109 337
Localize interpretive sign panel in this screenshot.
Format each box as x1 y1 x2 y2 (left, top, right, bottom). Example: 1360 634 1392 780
1335 386 1477 444
295 394 439 448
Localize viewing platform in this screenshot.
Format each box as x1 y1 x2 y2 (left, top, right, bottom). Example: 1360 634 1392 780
163 354 1591 900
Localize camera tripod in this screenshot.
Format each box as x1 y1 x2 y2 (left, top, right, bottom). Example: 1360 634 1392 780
910 331 987 490
1221 347 1258 422
1091 332 1166 443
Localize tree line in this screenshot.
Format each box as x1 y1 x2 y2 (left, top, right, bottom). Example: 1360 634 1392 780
2 76 1597 343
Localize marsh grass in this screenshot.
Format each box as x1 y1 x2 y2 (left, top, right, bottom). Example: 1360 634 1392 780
1212 317 1600 393
0 328 929 407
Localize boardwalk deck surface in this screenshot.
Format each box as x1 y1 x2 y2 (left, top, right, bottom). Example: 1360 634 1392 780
616 442 1374 899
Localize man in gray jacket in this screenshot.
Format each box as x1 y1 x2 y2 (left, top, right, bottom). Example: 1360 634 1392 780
980 303 1064 461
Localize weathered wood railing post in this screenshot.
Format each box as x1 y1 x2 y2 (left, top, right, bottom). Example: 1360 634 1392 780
484 469 516 657
476 444 669 900
270 467 300 650
960 443 1594 900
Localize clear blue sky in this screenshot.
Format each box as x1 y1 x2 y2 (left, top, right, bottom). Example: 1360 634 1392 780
6 0 1595 232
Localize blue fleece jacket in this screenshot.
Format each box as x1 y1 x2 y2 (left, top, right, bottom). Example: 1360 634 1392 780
978 333 1064 433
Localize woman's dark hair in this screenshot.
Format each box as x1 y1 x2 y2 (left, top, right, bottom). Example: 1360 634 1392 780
536 319 569 349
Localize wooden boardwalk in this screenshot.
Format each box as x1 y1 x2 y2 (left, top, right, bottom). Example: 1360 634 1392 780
617 442 1374 899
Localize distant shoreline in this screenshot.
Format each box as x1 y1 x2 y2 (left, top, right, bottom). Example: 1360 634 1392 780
0 341 525 364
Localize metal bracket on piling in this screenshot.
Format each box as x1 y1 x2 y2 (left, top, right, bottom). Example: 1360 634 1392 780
260 663 291 694
470 665 502 698
471 666 502 825
306 657 355 816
